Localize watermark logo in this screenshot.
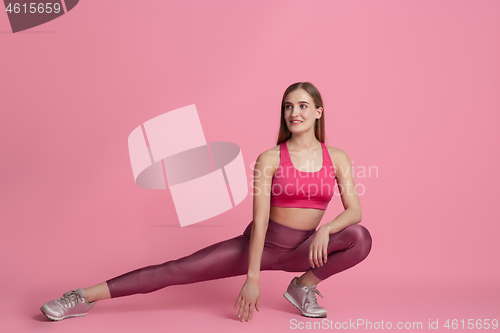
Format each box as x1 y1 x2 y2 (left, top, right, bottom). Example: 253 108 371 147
128 105 248 227
249 160 378 198
3 0 79 33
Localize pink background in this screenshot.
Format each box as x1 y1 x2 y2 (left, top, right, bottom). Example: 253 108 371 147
1 0 499 332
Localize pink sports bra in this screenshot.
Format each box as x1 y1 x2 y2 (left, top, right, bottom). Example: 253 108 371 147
270 140 337 210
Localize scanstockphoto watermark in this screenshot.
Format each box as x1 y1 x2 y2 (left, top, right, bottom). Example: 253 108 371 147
249 161 378 197
290 318 423 330
289 318 499 330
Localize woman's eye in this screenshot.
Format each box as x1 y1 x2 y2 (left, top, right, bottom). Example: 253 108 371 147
285 104 307 109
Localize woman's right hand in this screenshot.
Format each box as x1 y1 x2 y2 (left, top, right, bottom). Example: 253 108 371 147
234 278 260 322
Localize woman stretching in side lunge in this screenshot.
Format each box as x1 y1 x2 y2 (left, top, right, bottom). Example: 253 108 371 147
40 81 372 322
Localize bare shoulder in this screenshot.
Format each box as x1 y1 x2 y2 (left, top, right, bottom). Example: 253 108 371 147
256 144 281 175
325 145 348 161
325 145 351 177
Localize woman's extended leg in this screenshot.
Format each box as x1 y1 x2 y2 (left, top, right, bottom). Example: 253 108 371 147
82 234 254 302
83 282 111 302
102 220 286 299
104 234 252 298
41 221 271 320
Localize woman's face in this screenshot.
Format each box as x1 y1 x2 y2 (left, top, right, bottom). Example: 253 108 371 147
283 89 322 133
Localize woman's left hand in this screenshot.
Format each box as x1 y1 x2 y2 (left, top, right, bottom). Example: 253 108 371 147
309 226 330 268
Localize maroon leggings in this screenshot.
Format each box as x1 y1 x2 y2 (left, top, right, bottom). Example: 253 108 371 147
106 219 372 298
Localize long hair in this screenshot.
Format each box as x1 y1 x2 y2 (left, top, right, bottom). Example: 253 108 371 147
276 82 326 145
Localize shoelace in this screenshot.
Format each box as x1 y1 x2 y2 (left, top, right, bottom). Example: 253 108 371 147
56 290 83 309
305 286 324 306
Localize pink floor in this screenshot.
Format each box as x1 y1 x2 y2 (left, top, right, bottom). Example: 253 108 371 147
3 258 498 332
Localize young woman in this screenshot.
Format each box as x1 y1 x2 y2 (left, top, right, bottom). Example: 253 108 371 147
40 82 372 322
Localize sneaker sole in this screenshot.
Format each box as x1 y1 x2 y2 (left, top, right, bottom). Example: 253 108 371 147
283 292 327 318
40 306 88 321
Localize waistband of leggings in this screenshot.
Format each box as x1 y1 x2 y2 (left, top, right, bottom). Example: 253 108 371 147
267 218 316 234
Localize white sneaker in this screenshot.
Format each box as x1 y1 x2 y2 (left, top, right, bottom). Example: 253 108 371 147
40 288 96 321
283 277 327 318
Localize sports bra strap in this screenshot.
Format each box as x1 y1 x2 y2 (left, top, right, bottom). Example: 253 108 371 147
320 141 333 167
279 141 291 167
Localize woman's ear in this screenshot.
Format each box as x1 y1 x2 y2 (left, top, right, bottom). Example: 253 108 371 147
316 107 323 119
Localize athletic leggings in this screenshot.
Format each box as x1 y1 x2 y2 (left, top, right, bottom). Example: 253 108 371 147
106 219 372 298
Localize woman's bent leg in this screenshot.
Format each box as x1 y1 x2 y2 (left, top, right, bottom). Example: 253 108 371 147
106 234 255 298
278 223 372 280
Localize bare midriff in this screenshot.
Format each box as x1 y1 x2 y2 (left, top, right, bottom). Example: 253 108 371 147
269 205 325 231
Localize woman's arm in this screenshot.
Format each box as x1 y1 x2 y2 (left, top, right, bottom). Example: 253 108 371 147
321 149 363 234
234 150 276 321
247 151 275 281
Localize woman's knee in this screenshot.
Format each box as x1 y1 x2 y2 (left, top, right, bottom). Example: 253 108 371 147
344 223 372 260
